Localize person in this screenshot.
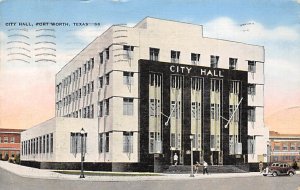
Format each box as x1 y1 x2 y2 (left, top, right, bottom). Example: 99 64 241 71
259 161 263 173
194 161 201 174
292 160 298 170
203 161 209 175
173 153 178 166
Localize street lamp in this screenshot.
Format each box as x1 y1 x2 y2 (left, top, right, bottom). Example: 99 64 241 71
190 134 194 177
80 128 85 178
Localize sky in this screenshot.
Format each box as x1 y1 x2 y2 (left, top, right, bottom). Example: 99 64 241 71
0 0 299 133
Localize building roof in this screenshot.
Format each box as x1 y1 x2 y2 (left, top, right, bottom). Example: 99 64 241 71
269 131 300 139
0 128 24 134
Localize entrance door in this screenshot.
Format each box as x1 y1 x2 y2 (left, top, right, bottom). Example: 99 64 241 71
212 151 219 165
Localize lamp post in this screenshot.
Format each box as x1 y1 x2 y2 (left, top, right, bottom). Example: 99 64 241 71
80 128 85 178
190 134 194 177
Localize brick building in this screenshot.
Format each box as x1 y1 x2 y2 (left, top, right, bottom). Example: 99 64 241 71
269 131 300 164
0 128 24 159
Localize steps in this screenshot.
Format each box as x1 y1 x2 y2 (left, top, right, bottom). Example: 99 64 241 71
164 165 249 174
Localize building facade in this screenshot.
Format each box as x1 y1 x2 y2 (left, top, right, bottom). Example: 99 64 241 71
21 17 268 171
269 131 300 164
0 128 23 159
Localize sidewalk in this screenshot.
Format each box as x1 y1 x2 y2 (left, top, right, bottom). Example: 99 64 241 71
0 160 262 182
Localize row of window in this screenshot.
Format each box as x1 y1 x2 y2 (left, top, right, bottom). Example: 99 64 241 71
56 81 94 110
273 144 300 151
69 132 133 154
0 136 15 143
21 133 53 155
149 47 257 72
272 156 300 162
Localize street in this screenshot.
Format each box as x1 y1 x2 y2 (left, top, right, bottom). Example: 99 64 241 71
1 167 300 190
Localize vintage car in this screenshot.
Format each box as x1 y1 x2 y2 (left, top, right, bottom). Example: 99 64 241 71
263 162 296 177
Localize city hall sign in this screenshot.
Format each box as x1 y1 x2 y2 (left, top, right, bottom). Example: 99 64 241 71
169 65 224 78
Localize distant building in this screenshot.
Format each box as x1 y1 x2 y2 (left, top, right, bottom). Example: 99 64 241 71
21 17 268 171
0 128 24 159
269 131 300 164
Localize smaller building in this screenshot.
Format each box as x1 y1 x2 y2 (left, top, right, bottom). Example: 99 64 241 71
0 128 24 159
269 131 300 164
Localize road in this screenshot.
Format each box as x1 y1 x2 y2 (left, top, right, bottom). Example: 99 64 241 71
1 167 300 190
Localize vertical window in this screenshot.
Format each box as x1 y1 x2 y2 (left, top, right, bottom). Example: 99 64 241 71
123 132 133 153
91 81 94 92
229 58 237 70
248 137 256 154
105 132 109 152
248 107 256 122
248 61 256 73
83 64 87 74
105 73 110 85
105 48 109 60
191 53 200 65
98 133 103 153
210 104 220 120
123 45 134 59
210 55 219 68
46 134 49 153
4 137 8 143
90 58 94 69
99 52 103 64
149 132 155 153
248 84 256 95
171 101 181 119
90 104 94 118
123 72 134 85
105 99 109 116
43 136 45 153
50 133 53 153
10 137 15 143
149 73 161 87
149 99 160 117
191 102 201 120
70 132 87 154
98 77 103 88
171 50 180 63
39 137 42 154
229 105 239 122
123 98 134 115
230 81 240 94
98 101 103 117
149 48 159 61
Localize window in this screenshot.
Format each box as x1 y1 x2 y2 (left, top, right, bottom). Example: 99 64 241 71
83 64 87 74
99 52 103 64
90 105 94 118
123 72 134 85
104 99 109 116
39 137 42 154
98 77 103 88
149 99 160 117
248 137 255 154
43 136 46 153
46 134 49 153
211 79 221 92
105 74 110 85
90 58 94 69
149 73 161 87
4 137 8 143
10 137 15 143
123 98 134 115
50 133 53 153
123 132 133 153
230 81 239 94
290 143 296 151
171 101 181 119
98 133 110 153
229 58 237 70
171 50 180 63
149 132 162 153
105 48 109 60
171 75 182 89
191 53 200 65
83 86 86 96
191 102 201 120
274 145 280 151
70 132 87 154
91 81 94 92
123 45 134 59
229 105 239 122
98 101 103 117
149 48 159 61
210 55 219 68
79 89 82 98
282 144 288 151
248 107 256 122
248 61 256 73
248 84 256 95
105 133 109 152
0 137 1 143
210 104 220 120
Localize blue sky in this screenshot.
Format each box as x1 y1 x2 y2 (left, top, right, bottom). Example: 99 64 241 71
0 0 300 131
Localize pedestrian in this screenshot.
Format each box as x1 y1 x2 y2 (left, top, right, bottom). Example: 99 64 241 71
194 161 201 174
203 161 209 175
174 153 178 166
259 161 263 173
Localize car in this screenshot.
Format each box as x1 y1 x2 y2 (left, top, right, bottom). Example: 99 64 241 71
263 162 296 177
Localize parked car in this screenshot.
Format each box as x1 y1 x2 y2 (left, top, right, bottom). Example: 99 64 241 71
263 162 296 177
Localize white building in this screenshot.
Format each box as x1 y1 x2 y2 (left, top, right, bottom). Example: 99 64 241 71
21 17 269 171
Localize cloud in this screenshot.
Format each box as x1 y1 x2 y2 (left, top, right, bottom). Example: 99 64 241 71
111 0 129 3
203 17 299 43
72 24 111 44
295 0 300 4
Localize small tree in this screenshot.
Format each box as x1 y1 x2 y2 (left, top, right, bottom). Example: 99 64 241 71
0 153 2 160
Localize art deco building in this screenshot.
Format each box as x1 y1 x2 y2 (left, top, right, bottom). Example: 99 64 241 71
21 17 269 171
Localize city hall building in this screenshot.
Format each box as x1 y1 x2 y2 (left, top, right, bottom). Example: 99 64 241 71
21 17 269 171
